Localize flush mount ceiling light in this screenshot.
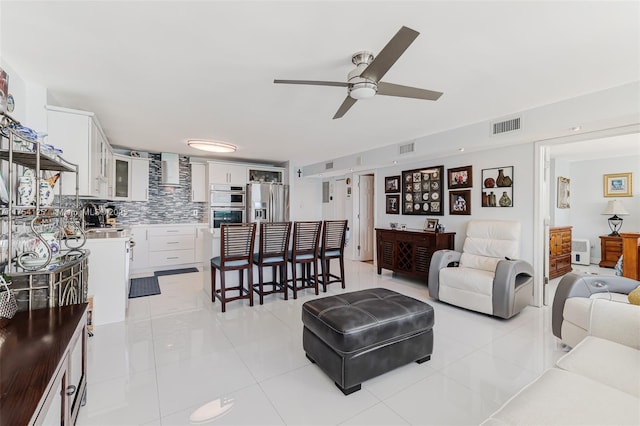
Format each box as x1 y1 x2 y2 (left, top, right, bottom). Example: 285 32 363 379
187 140 236 153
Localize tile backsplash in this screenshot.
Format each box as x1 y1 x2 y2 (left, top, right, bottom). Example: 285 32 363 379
61 154 206 225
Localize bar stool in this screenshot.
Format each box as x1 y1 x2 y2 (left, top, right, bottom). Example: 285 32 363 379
210 222 256 312
318 220 348 292
253 221 292 305
287 221 322 299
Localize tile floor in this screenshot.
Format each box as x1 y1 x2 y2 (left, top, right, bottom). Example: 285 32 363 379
77 261 615 426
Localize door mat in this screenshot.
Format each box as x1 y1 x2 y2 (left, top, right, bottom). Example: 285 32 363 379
128 276 161 298
154 267 199 276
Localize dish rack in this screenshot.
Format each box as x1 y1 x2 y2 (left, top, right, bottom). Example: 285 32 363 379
0 110 89 311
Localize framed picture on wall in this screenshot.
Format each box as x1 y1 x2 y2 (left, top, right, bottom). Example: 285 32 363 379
386 194 400 214
385 175 401 193
557 176 570 208
603 172 632 197
449 190 471 215
447 165 473 189
401 165 444 215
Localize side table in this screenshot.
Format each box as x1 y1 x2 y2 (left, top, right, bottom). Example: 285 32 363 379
599 235 623 268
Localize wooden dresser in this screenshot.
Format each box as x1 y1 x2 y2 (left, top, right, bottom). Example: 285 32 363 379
375 228 455 282
0 304 88 426
549 226 572 279
599 235 623 268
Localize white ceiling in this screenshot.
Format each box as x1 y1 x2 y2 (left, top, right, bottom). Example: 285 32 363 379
1 1 639 166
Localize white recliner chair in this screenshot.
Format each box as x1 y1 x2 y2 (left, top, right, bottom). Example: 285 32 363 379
428 220 533 319
552 272 640 348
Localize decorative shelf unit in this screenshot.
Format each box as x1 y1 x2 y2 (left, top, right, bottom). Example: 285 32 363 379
0 111 88 311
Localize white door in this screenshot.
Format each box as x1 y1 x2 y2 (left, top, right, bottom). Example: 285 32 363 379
356 175 374 261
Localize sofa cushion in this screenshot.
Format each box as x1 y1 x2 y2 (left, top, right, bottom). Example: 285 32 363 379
484 368 639 425
556 336 640 397
563 297 592 331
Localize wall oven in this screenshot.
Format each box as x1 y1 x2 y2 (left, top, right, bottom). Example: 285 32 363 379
209 185 246 228
210 185 245 207
211 208 245 229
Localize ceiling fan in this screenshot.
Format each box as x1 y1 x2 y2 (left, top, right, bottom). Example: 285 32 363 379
274 26 443 119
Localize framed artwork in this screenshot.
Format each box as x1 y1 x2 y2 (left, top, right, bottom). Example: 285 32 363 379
401 165 444 215
557 177 570 208
449 190 471 215
481 166 513 207
386 194 400 214
385 175 401 193
424 218 439 232
447 165 473 189
603 172 632 197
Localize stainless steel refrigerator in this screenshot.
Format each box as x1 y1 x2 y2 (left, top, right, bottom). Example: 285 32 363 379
246 182 290 223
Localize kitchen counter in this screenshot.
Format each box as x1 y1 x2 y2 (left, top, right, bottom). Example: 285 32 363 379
85 227 131 240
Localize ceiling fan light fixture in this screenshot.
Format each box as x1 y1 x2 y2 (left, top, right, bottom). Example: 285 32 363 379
349 82 377 100
187 140 236 153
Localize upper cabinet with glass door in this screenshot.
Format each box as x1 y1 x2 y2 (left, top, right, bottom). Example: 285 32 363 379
248 166 284 183
46 106 111 198
113 154 149 201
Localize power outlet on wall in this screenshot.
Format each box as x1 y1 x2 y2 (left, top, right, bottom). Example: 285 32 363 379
192 209 198 217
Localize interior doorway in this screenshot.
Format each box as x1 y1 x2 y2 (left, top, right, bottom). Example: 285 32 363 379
533 125 640 306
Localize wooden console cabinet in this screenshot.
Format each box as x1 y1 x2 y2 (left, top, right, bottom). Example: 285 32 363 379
599 235 623 268
620 233 640 280
376 228 455 282
549 226 572 279
0 304 88 426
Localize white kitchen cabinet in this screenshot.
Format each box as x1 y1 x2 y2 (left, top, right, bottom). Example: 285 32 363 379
46 105 110 198
84 237 130 326
130 226 149 272
112 155 149 201
190 162 207 202
208 161 247 185
194 225 208 263
131 157 150 201
148 226 195 267
105 146 114 199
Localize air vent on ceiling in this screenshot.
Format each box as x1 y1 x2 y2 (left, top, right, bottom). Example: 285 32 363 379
399 142 415 155
325 161 334 170
492 117 521 135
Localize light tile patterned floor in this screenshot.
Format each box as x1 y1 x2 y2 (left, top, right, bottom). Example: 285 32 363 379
76 261 614 425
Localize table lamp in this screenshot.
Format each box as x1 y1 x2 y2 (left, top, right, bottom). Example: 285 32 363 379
601 199 629 236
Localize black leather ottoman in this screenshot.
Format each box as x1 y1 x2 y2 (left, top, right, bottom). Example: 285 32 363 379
302 288 434 395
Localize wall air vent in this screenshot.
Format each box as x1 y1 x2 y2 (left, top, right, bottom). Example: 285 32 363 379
492 117 521 135
399 142 415 155
325 161 334 170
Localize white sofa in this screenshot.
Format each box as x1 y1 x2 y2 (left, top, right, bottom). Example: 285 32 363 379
482 336 640 425
551 272 640 348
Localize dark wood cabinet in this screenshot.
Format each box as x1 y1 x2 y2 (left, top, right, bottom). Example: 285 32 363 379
599 235 623 268
549 226 572 279
376 228 455 282
0 304 88 426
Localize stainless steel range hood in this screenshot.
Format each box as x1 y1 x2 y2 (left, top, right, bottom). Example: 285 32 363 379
161 152 181 186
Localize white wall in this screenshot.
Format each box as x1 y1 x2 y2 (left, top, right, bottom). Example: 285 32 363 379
376 143 535 263
289 162 322 221
567 155 640 263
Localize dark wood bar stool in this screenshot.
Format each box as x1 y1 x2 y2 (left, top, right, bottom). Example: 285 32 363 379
287 221 322 299
318 220 348 292
253 221 292 304
210 223 256 312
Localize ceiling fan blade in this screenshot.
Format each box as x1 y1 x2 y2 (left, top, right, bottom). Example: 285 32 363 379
377 82 443 101
360 26 419 82
274 79 349 88
333 96 357 119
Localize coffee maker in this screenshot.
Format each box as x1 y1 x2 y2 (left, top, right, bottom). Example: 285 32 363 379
83 203 106 228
